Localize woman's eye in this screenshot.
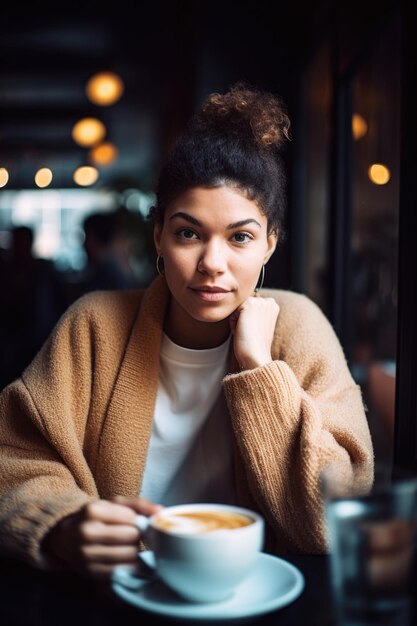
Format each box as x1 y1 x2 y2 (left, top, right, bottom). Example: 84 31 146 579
232 232 252 244
177 228 198 239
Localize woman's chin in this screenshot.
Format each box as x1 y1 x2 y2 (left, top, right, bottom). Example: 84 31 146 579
191 312 231 325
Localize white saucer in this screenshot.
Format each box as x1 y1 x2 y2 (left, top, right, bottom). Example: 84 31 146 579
112 551 304 621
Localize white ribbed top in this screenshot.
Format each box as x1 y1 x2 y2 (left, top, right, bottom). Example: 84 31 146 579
140 333 236 506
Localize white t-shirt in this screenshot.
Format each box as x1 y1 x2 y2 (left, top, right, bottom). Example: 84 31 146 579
140 333 236 506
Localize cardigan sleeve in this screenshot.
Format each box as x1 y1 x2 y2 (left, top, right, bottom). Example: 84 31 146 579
222 292 374 554
0 297 102 568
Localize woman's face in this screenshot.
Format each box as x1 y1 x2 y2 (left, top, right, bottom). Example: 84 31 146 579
154 185 277 346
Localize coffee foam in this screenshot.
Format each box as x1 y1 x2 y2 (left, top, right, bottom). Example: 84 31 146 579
154 510 253 534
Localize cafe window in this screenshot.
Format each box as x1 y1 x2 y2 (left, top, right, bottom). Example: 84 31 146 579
348 16 401 465
0 188 156 273
295 8 402 469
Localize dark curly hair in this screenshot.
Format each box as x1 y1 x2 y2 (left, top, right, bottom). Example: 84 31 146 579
149 82 291 240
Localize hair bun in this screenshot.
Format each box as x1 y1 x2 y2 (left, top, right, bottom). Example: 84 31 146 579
198 82 291 149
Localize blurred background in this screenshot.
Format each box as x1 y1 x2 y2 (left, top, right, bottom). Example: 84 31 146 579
1 0 414 467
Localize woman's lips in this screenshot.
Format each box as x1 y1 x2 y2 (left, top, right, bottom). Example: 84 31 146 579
191 287 230 302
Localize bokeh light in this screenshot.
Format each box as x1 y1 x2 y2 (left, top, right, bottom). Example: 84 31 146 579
86 71 124 106
35 167 53 188
0 167 9 188
368 163 391 185
73 166 99 186
89 142 119 166
72 118 106 147
352 113 368 141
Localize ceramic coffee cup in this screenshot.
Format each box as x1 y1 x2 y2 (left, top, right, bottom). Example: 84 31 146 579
134 503 264 603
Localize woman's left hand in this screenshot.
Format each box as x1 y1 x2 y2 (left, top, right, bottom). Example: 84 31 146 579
229 296 280 371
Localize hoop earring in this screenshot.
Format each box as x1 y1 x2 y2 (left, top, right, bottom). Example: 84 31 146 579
254 264 265 292
156 255 165 277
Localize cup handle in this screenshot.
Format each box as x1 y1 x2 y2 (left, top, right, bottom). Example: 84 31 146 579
134 514 151 533
134 516 156 578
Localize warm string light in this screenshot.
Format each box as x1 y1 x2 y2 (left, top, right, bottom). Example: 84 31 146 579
352 113 390 185
72 118 106 147
73 166 99 186
86 72 124 106
3 71 123 188
368 163 391 185
0 167 9 187
35 168 53 188
89 142 118 166
352 113 368 141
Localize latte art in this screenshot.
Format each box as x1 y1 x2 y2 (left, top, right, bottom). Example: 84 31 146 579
155 511 253 534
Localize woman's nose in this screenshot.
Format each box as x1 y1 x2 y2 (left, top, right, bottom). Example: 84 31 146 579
197 241 227 275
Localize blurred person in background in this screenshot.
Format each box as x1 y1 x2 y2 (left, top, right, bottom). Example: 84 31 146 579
0 225 67 390
75 210 139 296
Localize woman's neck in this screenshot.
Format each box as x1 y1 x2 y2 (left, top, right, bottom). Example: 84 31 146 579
164 301 231 349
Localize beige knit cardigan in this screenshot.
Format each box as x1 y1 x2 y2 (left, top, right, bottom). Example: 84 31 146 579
0 276 374 567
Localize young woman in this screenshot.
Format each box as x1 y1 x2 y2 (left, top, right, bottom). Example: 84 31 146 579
0 83 373 579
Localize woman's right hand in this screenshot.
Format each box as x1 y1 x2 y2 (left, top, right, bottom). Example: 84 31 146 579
43 496 163 579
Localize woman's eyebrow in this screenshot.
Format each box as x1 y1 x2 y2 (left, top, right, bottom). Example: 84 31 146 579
169 212 202 226
169 212 261 229
227 218 261 229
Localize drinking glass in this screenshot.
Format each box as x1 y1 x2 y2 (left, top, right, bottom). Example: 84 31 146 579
321 463 417 626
